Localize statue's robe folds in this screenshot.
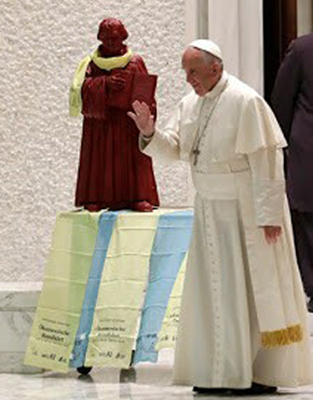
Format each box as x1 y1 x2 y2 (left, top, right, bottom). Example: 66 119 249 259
75 54 159 210
140 72 313 388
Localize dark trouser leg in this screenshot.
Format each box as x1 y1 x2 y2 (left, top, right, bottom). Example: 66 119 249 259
291 209 313 299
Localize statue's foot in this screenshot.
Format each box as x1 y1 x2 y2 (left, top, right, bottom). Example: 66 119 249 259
132 201 153 212
85 204 101 212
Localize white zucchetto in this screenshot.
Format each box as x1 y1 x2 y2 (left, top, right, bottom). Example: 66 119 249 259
189 39 222 60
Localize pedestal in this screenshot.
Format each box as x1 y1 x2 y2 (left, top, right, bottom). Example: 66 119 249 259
0 282 43 373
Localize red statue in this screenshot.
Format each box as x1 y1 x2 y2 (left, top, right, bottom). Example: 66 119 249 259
70 18 159 212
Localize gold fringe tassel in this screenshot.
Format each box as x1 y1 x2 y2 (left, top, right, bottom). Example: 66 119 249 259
261 324 303 348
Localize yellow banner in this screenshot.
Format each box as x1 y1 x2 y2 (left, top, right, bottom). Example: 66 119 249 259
155 254 187 351
85 212 159 368
24 211 100 372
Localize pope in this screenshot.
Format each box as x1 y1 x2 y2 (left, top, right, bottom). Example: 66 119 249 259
129 39 313 395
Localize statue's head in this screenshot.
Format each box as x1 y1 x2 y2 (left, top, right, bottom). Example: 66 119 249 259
97 18 128 56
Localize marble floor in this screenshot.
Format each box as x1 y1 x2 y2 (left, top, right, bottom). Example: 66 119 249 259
1 350 313 400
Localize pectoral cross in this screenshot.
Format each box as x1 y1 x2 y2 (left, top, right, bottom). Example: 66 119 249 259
193 148 201 166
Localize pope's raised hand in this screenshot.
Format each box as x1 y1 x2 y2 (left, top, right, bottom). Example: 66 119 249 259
128 101 155 137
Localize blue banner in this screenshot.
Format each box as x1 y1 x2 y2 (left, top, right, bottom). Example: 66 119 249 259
70 212 118 368
133 210 193 364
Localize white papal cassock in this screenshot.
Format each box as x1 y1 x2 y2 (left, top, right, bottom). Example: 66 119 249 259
140 71 313 388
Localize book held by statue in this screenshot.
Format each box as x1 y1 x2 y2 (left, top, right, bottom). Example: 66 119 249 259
107 70 157 109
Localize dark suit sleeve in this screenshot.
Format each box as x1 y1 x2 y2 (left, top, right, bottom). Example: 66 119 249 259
271 41 302 142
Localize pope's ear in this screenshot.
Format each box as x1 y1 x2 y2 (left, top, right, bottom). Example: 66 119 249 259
212 63 222 75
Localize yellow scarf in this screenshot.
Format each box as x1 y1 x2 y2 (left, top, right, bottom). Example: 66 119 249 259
92 48 132 71
69 49 133 117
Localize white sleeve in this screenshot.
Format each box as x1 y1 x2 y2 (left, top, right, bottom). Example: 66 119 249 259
138 105 181 163
248 148 286 226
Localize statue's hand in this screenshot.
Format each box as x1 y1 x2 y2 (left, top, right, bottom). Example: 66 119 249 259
128 101 155 136
106 74 126 91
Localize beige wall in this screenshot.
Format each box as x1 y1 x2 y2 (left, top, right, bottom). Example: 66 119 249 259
0 0 190 281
